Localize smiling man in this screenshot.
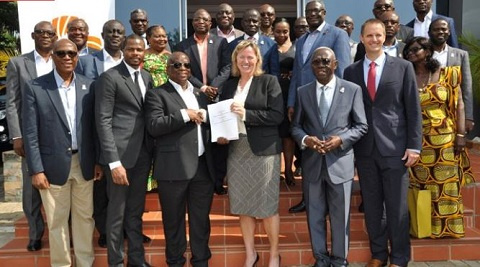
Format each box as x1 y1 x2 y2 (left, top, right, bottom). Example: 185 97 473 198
259 4 276 39
209 3 244 43
67 18 99 56
292 46 367 267
95 34 153 267
23 38 101 267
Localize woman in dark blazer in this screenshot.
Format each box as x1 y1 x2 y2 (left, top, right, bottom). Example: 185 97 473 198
217 40 283 267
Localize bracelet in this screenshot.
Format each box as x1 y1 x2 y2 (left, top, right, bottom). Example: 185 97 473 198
456 133 465 138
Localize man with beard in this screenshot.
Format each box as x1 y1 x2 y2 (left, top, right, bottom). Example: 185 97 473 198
6 21 57 251
406 0 458 47
67 18 99 56
209 3 244 43
429 18 474 133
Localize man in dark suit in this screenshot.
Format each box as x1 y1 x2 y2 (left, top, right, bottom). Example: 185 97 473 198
406 0 458 47
145 52 215 267
95 34 153 267
229 8 279 76
287 0 351 213
429 18 474 133
75 19 125 248
292 47 367 267
371 0 414 43
344 19 422 267
6 21 57 251
67 18 99 56
209 3 244 43
23 38 102 267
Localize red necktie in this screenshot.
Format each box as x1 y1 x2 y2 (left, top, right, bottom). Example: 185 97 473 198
367 61 376 101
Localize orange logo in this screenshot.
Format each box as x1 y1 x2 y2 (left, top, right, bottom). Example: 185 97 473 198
52 15 103 50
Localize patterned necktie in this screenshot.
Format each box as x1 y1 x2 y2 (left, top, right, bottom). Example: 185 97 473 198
367 61 376 101
319 86 329 126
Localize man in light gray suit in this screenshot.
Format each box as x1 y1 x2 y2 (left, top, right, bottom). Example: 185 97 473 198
429 18 474 133
287 0 351 213
6 21 57 251
292 47 367 267
95 34 153 267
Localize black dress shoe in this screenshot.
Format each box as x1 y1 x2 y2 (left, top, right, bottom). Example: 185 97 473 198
98 234 107 248
215 186 228 195
27 239 42 251
142 234 151 243
127 262 151 267
294 167 302 177
289 200 306 213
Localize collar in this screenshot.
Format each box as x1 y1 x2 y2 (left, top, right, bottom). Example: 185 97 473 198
78 47 89 56
103 49 123 61
312 21 326 34
53 69 76 88
316 76 336 89
169 79 194 93
217 26 234 35
123 60 140 75
33 49 51 61
244 32 260 41
416 9 433 22
365 52 386 67
194 33 210 43
383 38 398 49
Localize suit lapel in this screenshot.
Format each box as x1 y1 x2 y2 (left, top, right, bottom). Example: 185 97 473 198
45 73 69 130
308 82 323 127
119 63 143 107
325 79 342 126
75 77 89 144
94 53 104 77
166 82 188 109
304 24 330 65
377 55 394 100
189 38 202 74
356 60 371 104
24 52 37 79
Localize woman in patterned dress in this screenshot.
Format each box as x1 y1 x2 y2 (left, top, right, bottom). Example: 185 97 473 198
404 37 474 238
143 25 170 87
217 40 283 267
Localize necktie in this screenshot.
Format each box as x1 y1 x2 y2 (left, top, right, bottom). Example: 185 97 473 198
134 71 143 99
367 61 376 101
319 86 329 126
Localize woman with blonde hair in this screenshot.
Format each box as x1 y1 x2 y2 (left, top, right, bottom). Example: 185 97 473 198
217 40 283 267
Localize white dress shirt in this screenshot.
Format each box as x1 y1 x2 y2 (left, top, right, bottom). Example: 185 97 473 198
34 50 53 77
363 52 387 92
433 45 448 67
413 9 433 38
124 61 147 99
54 70 77 150
170 79 206 157
233 76 253 135
103 49 123 71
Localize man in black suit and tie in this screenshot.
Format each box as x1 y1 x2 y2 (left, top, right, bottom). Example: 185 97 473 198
292 47 367 267
344 19 422 267
6 21 57 251
95 34 153 267
145 52 215 267
23 38 102 267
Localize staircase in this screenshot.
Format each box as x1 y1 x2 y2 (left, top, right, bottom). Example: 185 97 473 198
1 152 480 267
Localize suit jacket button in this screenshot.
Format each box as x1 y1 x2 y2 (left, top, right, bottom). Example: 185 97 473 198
67 148 72 151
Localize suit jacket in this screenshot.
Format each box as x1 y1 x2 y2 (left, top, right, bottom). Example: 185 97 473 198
22 72 97 185
95 61 153 168
75 50 105 80
343 54 422 157
444 45 473 120
396 24 414 43
287 23 351 107
145 82 214 181
220 74 283 156
406 14 458 48
354 40 405 62
6 51 43 139
291 78 367 184
229 34 280 77
209 27 244 41
174 35 231 89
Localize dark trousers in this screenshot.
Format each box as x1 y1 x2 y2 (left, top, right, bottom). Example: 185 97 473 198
157 156 214 267
212 143 228 189
22 158 45 241
93 176 107 235
356 146 410 266
105 148 151 267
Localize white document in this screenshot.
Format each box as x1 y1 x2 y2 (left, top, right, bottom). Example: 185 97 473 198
207 99 239 142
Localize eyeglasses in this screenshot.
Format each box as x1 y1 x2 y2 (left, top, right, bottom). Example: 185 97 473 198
374 4 393 11
132 19 148 24
170 62 191 69
193 17 211 22
54 50 78 58
260 12 274 17
294 25 309 29
406 46 424 54
336 20 353 26
305 8 325 14
34 29 56 37
312 58 332 66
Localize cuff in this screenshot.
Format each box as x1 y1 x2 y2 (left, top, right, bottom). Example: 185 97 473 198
180 109 190 123
109 161 122 170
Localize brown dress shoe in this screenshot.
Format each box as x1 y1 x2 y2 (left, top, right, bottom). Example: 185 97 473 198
366 259 386 267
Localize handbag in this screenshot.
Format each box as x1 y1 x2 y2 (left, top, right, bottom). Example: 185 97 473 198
407 187 432 238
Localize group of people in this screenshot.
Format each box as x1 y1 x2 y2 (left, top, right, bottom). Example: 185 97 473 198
5 0 475 267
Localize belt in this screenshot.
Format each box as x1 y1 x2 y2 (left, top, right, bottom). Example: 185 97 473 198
72 149 78 154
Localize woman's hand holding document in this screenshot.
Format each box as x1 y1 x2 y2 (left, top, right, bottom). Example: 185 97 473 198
207 99 239 142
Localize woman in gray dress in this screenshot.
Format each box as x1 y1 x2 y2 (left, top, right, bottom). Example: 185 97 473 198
217 40 283 267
